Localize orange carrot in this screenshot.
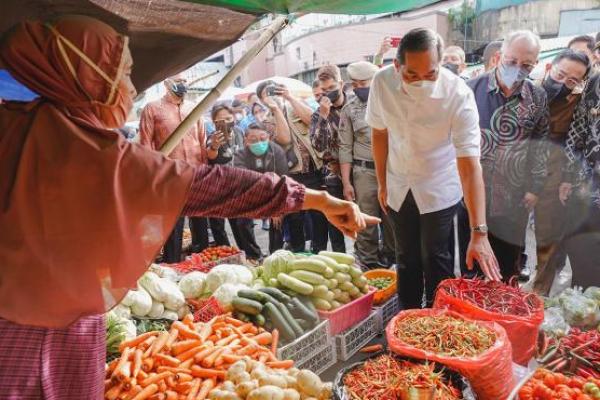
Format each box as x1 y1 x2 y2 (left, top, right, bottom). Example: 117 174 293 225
190 366 226 380
266 360 294 369
258 353 268 363
271 329 279 355
148 394 165 400
133 349 143 379
192 346 215 363
158 380 167 393
238 343 258 356
171 322 201 340
119 332 159 353
151 331 170 356
155 354 181 367
142 358 154 373
214 348 231 368
122 385 142 399
182 314 195 330
224 317 245 327
107 359 120 375
114 361 131 384
252 332 272 346
171 340 203 356
359 344 383 353
165 328 179 351
186 379 201 400
165 391 178 400
197 379 215 400
174 372 193 383
140 336 157 351
131 383 158 400
176 345 206 362
238 323 255 334
112 348 133 379
140 371 171 387
207 335 219 343
215 334 237 347
232 326 258 347
198 320 214 342
180 358 194 369
201 347 224 368
156 367 192 375
221 354 243 364
174 381 192 394
166 375 177 388
105 382 124 400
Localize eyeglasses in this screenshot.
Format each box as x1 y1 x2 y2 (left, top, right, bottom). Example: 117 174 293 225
502 56 537 72
246 133 269 144
550 66 584 89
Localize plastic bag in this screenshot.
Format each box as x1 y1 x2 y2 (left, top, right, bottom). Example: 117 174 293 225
558 287 599 327
386 309 514 400
540 307 570 337
433 279 544 365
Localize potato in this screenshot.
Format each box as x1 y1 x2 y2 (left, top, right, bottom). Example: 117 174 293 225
297 370 323 397
259 373 288 389
236 380 259 397
222 381 237 392
318 383 333 400
209 389 241 400
284 375 298 390
288 368 300 377
247 385 285 400
227 361 249 382
283 388 301 400
231 371 251 385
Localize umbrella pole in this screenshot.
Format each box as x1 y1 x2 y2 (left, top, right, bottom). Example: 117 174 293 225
159 14 296 156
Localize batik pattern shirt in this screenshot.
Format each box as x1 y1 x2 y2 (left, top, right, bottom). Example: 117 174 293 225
467 71 550 217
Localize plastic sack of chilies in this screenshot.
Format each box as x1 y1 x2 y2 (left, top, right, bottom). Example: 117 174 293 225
386 309 514 400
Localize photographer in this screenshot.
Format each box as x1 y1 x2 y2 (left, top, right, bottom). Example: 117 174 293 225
257 81 327 252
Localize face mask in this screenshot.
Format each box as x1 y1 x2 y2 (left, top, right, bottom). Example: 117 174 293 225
235 113 244 121
249 140 269 156
403 79 436 99
498 63 529 89
442 63 460 75
353 87 370 102
326 89 341 103
169 82 187 98
543 76 571 103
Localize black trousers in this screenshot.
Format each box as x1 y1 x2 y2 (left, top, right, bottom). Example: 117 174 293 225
208 218 231 246
487 213 529 281
287 171 329 253
564 201 600 288
389 191 457 309
231 218 263 259
163 217 185 263
324 174 346 253
189 217 232 251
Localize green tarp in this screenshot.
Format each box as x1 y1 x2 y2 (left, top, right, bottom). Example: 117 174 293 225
185 0 441 15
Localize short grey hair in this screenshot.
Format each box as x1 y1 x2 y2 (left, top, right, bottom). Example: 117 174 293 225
501 30 541 53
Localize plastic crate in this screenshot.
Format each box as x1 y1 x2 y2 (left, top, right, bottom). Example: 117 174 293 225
335 311 380 361
296 340 337 376
277 320 330 364
373 294 400 330
318 289 375 335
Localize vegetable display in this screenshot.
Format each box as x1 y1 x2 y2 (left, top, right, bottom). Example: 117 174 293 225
544 287 600 330
391 314 496 357
259 251 370 312
105 314 290 400
340 354 462 400
367 277 393 291
518 369 600 400
125 271 187 320
230 287 319 344
538 328 600 378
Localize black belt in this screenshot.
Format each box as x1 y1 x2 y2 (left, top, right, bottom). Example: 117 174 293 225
353 159 375 169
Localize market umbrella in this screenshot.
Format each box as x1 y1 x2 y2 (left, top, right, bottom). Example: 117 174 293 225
243 76 313 98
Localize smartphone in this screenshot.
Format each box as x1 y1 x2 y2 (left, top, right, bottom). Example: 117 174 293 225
266 85 278 97
214 120 233 140
390 36 402 48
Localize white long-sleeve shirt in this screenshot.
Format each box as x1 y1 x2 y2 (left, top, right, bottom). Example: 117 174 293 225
366 66 481 214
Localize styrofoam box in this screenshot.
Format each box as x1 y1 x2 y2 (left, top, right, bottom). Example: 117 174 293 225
296 340 337 376
276 319 330 366
335 311 380 361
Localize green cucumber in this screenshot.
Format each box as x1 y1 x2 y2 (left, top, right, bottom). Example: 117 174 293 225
251 313 266 326
232 297 263 315
233 311 252 322
339 281 355 292
259 287 291 304
263 302 296 341
275 302 304 337
237 289 271 303
289 297 319 323
331 300 342 310
289 270 325 286
312 285 329 298
312 298 332 311
335 272 351 284
348 266 363 279
296 319 311 330
352 276 368 289
323 267 334 279
335 263 350 274
277 273 314 295
318 251 355 266
297 295 318 315
289 259 328 275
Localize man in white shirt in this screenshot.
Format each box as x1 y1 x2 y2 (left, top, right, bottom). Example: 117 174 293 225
366 28 500 309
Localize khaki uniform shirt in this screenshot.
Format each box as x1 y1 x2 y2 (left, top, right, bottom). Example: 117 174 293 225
338 95 372 164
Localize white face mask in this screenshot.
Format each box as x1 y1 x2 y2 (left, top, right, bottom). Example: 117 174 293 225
403 79 436 99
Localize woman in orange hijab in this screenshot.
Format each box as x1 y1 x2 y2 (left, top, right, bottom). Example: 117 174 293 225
0 16 377 399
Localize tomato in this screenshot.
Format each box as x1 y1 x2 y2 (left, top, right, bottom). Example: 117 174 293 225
544 373 557 389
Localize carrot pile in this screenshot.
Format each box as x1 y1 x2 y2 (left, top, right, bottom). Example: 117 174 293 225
105 314 290 400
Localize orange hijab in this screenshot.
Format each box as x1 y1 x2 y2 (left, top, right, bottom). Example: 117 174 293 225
0 16 195 328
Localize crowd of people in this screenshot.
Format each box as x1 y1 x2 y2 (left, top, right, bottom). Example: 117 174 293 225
139 29 600 309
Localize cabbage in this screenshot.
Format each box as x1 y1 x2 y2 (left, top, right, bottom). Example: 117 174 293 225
178 271 207 299
122 318 137 340
121 291 138 308
252 279 265 290
559 289 599 327
139 272 169 301
160 279 185 311
584 286 600 303
205 264 253 293
148 301 165 318
161 310 179 321
149 263 181 282
212 283 249 310
112 304 131 320
130 287 153 317
262 250 294 281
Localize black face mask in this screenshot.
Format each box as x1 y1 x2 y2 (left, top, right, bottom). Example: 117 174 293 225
442 63 460 76
353 87 370 103
326 89 341 103
543 76 570 103
170 82 188 98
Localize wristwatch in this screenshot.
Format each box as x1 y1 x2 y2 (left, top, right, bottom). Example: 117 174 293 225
471 224 489 234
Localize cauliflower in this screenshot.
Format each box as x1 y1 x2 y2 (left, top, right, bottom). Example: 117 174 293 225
130 287 153 317
148 301 165 318
112 304 131 320
206 265 253 293
213 283 249 310
179 271 207 299
161 279 185 311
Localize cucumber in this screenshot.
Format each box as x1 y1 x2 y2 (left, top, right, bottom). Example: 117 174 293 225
335 272 351 284
339 281 355 292
275 302 304 338
277 273 314 295
348 286 361 297
352 276 368 289
263 302 296 341
289 259 328 275
232 297 263 315
289 270 325 286
325 278 338 289
331 300 342 310
233 311 252 322
259 287 291 304
268 278 280 288
318 251 355 266
310 255 339 270
332 288 342 298
237 289 270 303
338 292 351 304
296 319 311 330
335 263 350 274
297 295 318 315
348 266 363 279
318 290 335 302
289 297 319 323
312 285 329 298
323 267 334 279
251 313 266 326
361 285 370 294
312 298 332 311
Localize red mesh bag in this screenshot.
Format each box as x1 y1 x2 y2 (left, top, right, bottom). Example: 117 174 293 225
188 297 224 323
386 309 514 400
433 278 544 365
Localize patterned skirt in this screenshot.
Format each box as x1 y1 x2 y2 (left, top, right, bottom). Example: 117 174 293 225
0 315 105 399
